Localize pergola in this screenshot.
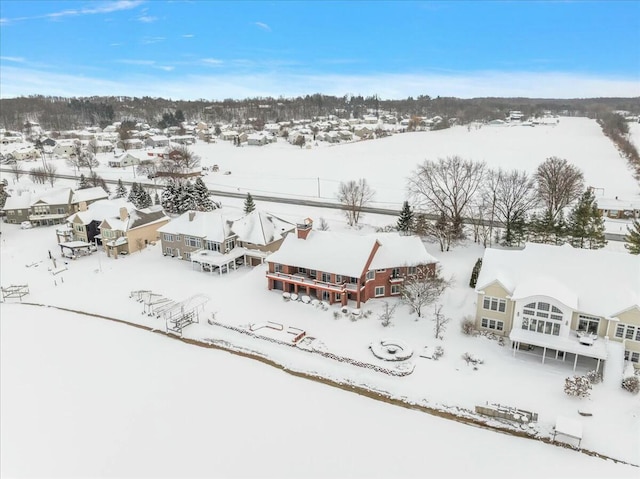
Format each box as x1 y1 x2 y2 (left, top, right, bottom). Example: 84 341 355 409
58 241 93 259
190 247 267 275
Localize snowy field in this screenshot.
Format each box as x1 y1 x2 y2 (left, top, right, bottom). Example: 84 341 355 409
1 117 639 477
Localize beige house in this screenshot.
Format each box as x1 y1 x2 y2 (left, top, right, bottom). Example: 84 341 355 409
100 206 170 258
475 243 640 372
157 208 296 273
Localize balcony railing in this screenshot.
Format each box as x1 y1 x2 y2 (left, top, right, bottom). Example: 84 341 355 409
266 271 362 293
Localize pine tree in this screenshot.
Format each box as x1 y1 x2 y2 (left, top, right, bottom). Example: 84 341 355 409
78 173 90 189
397 200 414 235
154 191 160 206
193 177 215 211
137 187 153 209
114 179 128 199
244 192 256 214
161 179 178 214
624 219 640 254
568 189 606 249
176 181 197 214
128 182 140 205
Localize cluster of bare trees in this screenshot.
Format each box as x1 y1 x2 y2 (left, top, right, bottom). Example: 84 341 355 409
407 155 588 250
66 143 99 174
29 162 58 187
336 178 375 227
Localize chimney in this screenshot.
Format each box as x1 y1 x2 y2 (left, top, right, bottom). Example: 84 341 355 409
119 207 129 221
78 201 88 212
188 210 196 222
296 217 313 240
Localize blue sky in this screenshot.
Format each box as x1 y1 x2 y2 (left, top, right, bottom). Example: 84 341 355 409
1 0 639 99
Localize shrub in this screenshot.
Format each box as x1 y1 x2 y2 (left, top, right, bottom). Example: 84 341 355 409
621 375 640 394
333 311 340 320
564 375 591 398
469 258 482 288
461 317 476 335
432 346 444 360
586 370 602 385
461 352 483 366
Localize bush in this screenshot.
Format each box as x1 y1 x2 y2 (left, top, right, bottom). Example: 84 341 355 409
461 317 476 335
432 346 444 360
469 258 482 288
621 375 640 394
564 375 591 398
586 370 602 385
333 311 340 320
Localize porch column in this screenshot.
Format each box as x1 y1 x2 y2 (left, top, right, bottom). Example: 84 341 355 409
596 358 601 373
542 347 547 364
573 353 579 371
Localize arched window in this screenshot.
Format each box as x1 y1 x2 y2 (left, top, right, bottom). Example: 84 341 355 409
521 301 563 336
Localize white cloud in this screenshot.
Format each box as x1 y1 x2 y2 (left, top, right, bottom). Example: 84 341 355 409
255 22 271 32
201 58 224 66
1 66 639 101
2 1 145 23
141 36 165 44
182 34 195 38
138 15 157 23
0 56 26 63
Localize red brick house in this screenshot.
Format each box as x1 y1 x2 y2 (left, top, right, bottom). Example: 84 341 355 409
266 219 438 308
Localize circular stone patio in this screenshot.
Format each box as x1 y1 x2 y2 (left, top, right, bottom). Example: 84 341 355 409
369 339 414 361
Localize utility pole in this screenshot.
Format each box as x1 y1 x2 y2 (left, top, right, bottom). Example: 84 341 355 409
317 177 320 198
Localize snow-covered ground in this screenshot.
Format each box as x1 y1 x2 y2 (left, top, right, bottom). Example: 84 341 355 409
1 117 639 477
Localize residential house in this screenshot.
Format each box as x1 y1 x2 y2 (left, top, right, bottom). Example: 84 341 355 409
100 206 170 258
64 198 132 245
2 191 32 224
474 243 640 371
108 153 141 168
53 140 78 158
145 135 171 148
70 186 109 211
119 138 144 150
10 146 40 161
26 187 74 226
266 220 438 308
247 133 268 146
157 208 295 272
596 196 640 220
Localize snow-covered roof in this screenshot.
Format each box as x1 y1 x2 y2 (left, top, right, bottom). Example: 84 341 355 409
157 210 234 243
31 187 72 206
2 192 31 210
476 243 640 318
68 199 133 225
101 205 168 232
71 187 108 204
596 196 640 211
230 210 295 246
268 230 437 278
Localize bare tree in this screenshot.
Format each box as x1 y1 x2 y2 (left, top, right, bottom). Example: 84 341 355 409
30 163 57 186
378 301 398 327
44 162 58 187
480 168 502 247
423 213 457 252
137 159 159 181
534 157 584 220
9 161 23 182
408 156 486 238
170 145 201 170
400 267 452 318
433 304 451 339
336 178 375 227
493 169 539 246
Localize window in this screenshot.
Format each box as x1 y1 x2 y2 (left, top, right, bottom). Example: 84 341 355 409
481 318 504 331
616 324 640 341
375 286 385 297
376 269 386 273
335 275 342 283
538 302 550 311
298 267 307 275
483 296 506 313
578 315 600 335
391 284 401 295
225 238 236 251
521 302 563 336
391 268 400 279
407 266 417 276
309 270 316 279
205 240 220 252
366 271 374 281
624 350 640 363
163 233 174 242
274 263 282 273
57 208 65 214
184 236 202 248
521 317 560 336
165 247 172 255
321 272 331 283
183 252 191 260
176 235 182 241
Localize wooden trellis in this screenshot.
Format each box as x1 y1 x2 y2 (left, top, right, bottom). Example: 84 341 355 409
1 284 30 302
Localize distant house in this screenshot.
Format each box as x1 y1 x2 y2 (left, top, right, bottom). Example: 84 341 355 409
323 131 340 143
157 208 295 272
53 140 78 157
475 243 640 371
64 198 132 245
2 191 32 224
266 220 438 308
145 135 171 148
596 196 640 220
220 130 239 141
71 186 109 211
247 133 268 146
120 138 144 150
100 206 170 258
108 153 141 168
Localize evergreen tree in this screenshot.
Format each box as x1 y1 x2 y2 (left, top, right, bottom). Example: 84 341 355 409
114 179 128 199
78 174 90 189
624 219 640 254
154 191 160 206
193 177 215 211
397 200 414 235
176 181 197 213
128 182 140 204
567 189 607 249
244 192 256 214
137 187 153 209
161 179 178 214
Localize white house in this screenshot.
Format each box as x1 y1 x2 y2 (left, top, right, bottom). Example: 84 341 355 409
475 243 640 371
